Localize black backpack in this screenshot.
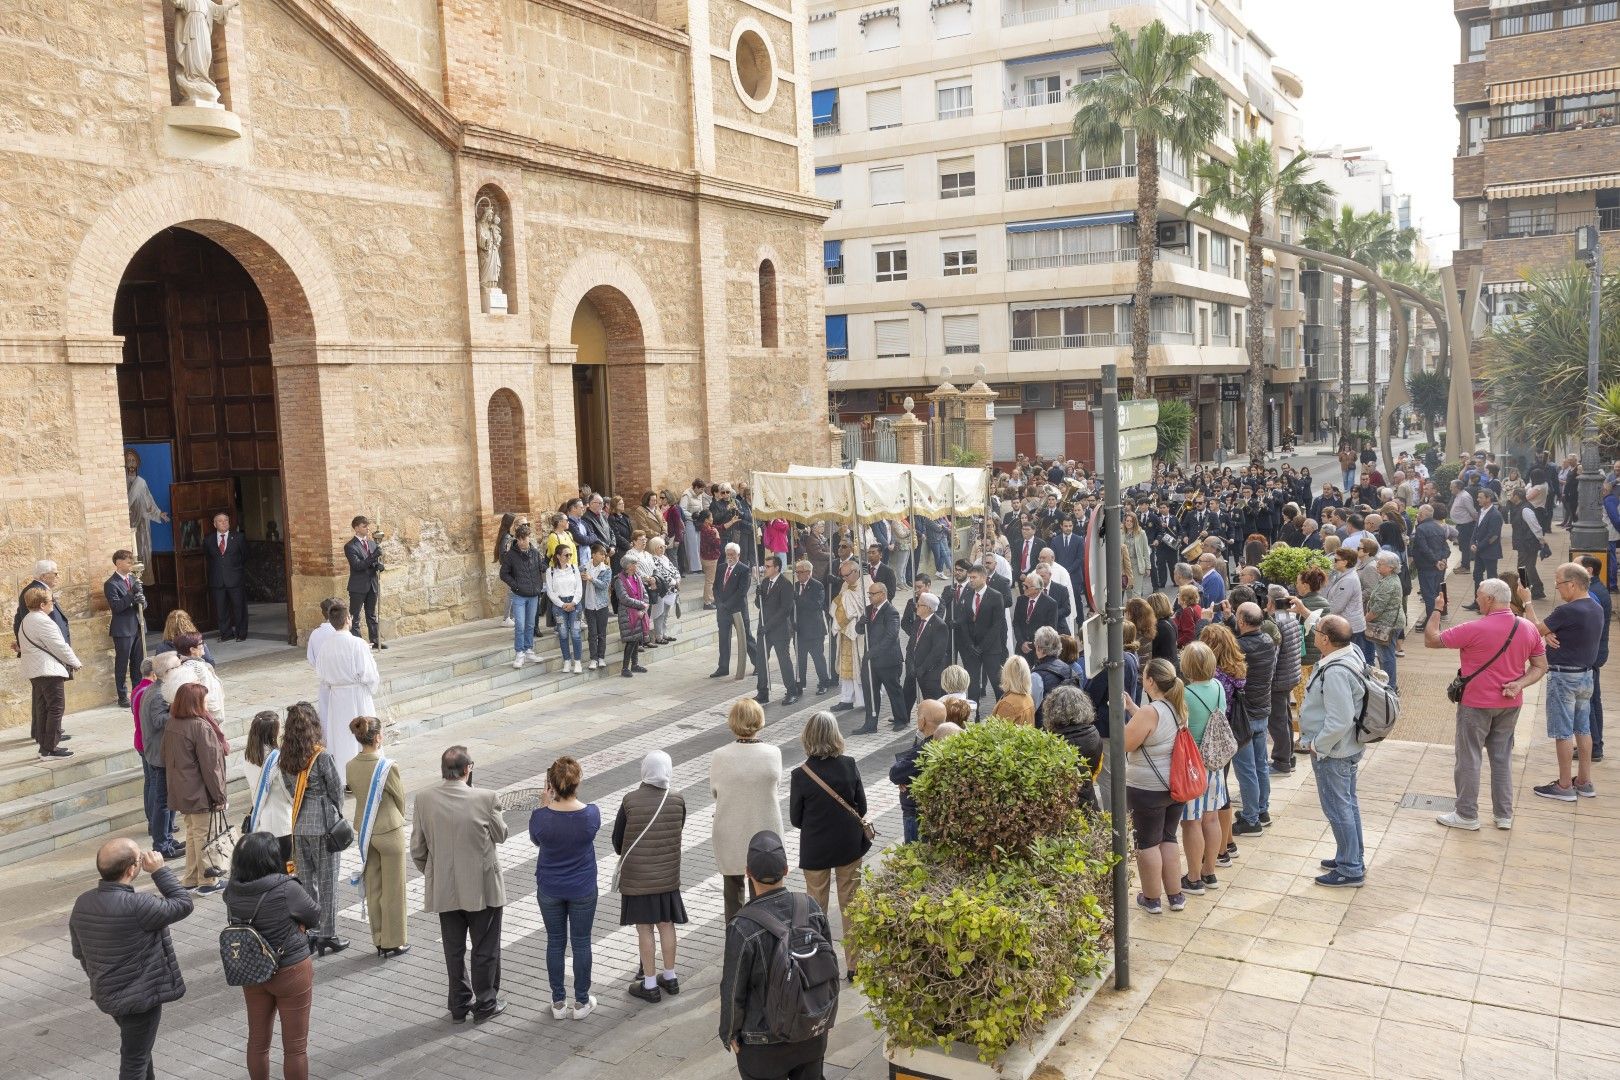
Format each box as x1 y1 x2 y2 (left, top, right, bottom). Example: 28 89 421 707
739 894 842 1044
218 887 282 987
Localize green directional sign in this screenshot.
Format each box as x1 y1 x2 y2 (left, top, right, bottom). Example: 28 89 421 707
1118 399 1159 430
1118 427 1158 460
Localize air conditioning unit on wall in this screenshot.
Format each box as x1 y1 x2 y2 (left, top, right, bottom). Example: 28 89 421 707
1157 221 1190 248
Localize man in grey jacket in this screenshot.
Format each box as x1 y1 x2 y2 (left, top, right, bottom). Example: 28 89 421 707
69 838 193 1080
1299 615 1368 888
139 653 182 858
1231 603 1277 836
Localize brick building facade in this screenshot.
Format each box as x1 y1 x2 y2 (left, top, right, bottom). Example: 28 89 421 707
0 0 830 727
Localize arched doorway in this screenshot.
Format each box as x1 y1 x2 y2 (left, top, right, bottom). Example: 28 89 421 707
113 227 297 644
570 285 647 496
487 389 529 513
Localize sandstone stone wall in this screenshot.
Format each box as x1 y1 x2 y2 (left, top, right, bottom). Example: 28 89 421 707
331 0 446 100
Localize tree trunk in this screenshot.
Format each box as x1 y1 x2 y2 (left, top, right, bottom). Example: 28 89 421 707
1131 138 1157 399
1337 275 1353 439
1247 210 1267 467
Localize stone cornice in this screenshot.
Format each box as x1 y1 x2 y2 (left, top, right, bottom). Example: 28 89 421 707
526 0 689 51
272 0 463 151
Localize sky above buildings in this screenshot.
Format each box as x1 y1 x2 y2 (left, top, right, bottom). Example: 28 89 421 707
1246 0 1458 264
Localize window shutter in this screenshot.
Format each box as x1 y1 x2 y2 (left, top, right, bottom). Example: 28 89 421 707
875 318 910 357
867 87 902 129
1035 408 1066 459
809 18 836 54
943 314 978 350
815 169 843 202
869 166 904 205
934 2 971 37
865 15 901 50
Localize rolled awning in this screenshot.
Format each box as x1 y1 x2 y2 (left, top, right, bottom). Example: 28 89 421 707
1489 68 1620 104
1486 172 1620 198
1012 295 1131 311
824 313 848 353
1006 211 1134 233
811 89 838 125
823 240 842 268
1006 45 1110 68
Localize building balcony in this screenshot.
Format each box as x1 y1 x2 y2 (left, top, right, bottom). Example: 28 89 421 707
1483 125 1620 186
1005 88 1067 109
1487 104 1619 140
1454 153 1485 200
1007 245 1191 272
1485 18 1620 85
1007 163 1137 191
1485 206 1620 240
1010 329 1194 352
1455 0 1486 11
1000 0 1138 28
1482 224 1620 281
1455 60 1487 106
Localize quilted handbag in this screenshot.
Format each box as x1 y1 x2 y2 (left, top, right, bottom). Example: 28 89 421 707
219 888 281 987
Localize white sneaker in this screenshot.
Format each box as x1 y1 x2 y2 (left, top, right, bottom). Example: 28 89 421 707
570 994 597 1020
501 617 514 627
524 649 542 662
1436 812 1480 831
550 1000 568 1020
573 660 583 674
1494 816 1513 830
512 654 525 670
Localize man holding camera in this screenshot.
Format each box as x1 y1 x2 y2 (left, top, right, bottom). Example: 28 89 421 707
105 550 146 708
345 516 385 650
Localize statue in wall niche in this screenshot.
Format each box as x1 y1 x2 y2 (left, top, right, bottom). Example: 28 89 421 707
173 0 240 108
475 197 503 290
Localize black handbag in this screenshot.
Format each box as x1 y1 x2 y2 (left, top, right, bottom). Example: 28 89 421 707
1228 685 1252 747
219 887 282 986
1447 621 1518 704
323 795 354 854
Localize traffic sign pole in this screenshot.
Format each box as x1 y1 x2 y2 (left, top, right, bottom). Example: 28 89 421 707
1102 363 1129 991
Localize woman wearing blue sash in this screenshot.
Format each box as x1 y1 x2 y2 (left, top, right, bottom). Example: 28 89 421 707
346 715 409 958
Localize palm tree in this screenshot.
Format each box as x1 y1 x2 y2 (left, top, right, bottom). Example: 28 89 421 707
1358 222 1416 412
1303 207 1396 438
1072 20 1225 398
1379 258 1442 375
1406 369 1449 443
1190 140 1331 465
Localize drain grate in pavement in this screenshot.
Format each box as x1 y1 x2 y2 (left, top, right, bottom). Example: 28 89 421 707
1398 793 1455 811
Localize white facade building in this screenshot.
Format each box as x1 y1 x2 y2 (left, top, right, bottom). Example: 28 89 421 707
814 0 1315 464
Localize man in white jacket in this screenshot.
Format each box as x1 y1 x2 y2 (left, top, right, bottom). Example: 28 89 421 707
1298 615 1368 889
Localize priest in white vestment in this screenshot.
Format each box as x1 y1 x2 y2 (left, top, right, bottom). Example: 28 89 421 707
314 608 378 779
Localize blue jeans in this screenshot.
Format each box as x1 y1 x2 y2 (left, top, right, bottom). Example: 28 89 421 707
1545 668 1593 740
1417 569 1444 621
930 538 952 575
1232 714 1271 825
1355 631 1373 663
1375 638 1398 692
1342 468 1357 492
511 594 538 654
553 606 582 661
902 813 919 844
142 760 176 850
536 890 596 1004
1312 752 1365 879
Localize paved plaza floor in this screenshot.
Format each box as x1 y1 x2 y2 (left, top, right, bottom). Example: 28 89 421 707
1 516 1616 1078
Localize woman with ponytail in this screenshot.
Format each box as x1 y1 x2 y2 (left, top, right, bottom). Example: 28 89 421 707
1123 658 1189 915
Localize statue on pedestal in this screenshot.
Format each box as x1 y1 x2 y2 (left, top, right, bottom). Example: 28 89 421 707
173 0 240 108
476 196 508 313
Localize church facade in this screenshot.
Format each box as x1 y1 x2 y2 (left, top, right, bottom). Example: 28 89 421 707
0 0 830 726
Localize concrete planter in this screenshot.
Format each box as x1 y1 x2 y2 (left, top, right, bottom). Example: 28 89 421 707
883 958 1114 1080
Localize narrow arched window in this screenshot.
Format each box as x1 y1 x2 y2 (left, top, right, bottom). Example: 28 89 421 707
758 260 778 348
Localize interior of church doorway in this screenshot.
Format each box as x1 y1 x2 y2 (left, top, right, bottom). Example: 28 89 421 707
570 295 613 495
114 227 295 648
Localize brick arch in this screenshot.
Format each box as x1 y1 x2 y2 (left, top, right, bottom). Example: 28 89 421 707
546 252 665 348
63 174 347 342
757 259 778 349
487 388 529 514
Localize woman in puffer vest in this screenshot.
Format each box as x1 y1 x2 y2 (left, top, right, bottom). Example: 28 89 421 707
613 750 687 1004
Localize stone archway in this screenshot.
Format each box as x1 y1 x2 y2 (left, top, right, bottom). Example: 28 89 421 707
486 388 529 513
570 284 649 496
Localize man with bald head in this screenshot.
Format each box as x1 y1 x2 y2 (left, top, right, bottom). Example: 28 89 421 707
69 839 193 1079
889 700 948 843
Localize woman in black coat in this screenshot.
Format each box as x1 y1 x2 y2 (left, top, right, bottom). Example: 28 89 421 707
1045 686 1104 814
788 711 871 980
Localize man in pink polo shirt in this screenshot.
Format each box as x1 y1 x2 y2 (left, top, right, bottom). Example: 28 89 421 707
1424 579 1547 831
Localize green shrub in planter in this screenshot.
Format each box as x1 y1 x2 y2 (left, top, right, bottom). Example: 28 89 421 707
1431 461 1462 494
909 719 1082 861
1258 543 1331 588
846 811 1116 1062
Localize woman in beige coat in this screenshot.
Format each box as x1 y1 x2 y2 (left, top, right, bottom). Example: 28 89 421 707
708 698 783 923
346 715 408 958
17 586 81 759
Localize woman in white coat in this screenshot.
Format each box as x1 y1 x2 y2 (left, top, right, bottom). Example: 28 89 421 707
18 586 81 759
709 698 783 924
160 632 225 719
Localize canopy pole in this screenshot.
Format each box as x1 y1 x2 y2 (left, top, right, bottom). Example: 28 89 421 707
852 471 871 718
948 472 958 660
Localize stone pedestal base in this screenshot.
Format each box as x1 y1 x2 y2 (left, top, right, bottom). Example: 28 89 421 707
483 287 509 315
164 105 243 139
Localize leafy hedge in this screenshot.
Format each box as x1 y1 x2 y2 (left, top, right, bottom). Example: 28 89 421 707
1258 543 1331 588
849 720 1117 1063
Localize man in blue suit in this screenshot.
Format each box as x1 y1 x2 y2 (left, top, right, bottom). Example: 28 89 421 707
1050 515 1084 583
1467 489 1504 603
104 550 146 708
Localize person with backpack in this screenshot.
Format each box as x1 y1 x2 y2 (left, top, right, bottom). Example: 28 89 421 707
1177 643 1231 894
221 831 321 1080
1298 615 1369 888
1122 659 1191 915
718 830 840 1080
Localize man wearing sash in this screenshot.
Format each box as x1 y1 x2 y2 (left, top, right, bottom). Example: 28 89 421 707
313 603 377 780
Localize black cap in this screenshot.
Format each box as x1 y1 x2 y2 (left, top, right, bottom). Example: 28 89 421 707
746 830 788 883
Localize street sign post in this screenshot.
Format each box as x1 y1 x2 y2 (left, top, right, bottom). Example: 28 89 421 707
1100 364 1136 992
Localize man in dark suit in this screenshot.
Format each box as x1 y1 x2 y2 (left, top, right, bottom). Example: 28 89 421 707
1036 564 1072 633
938 560 971 662
104 550 146 708
344 516 385 650
1013 521 1041 579
202 511 248 641
789 560 831 695
903 591 949 721
856 581 905 733
863 544 898 605
869 519 897 579
1051 516 1085 585
1011 574 1058 659
901 574 933 635
710 543 754 679
980 552 1014 608
958 565 1009 703
1467 488 1504 604
13 558 70 654
753 555 798 705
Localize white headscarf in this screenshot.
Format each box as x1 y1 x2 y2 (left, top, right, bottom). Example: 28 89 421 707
641 750 672 789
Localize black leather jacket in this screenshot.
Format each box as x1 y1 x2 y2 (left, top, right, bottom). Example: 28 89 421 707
718 887 831 1047
68 867 193 1017
222 874 322 968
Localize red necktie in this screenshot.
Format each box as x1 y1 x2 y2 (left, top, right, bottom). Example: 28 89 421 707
724 565 732 588
363 539 371 556
1027 598 1035 620
1024 541 1032 566
218 535 225 555
973 593 981 617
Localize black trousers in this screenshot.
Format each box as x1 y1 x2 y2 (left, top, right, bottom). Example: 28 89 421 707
795 631 830 690
861 658 905 726
902 673 942 726
349 586 379 644
1456 523 1474 571
716 609 755 676
958 647 1004 704
755 633 796 697
1269 686 1295 768
439 906 503 1016
114 1003 161 1080
210 585 248 639
1473 556 1499 590
112 633 144 696
30 676 65 754
735 1035 827 1080
584 606 609 661
1152 548 1176 591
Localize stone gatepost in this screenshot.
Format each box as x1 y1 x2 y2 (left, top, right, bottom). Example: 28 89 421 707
927 380 961 461
828 423 845 466
893 398 926 465
960 380 998 464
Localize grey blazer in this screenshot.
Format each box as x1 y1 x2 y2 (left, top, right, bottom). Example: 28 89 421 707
410 779 509 914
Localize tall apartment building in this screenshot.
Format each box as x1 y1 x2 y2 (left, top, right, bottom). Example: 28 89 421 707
813 0 1312 466
1453 0 1620 323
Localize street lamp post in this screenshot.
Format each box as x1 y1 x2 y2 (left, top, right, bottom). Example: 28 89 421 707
1570 225 1607 565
